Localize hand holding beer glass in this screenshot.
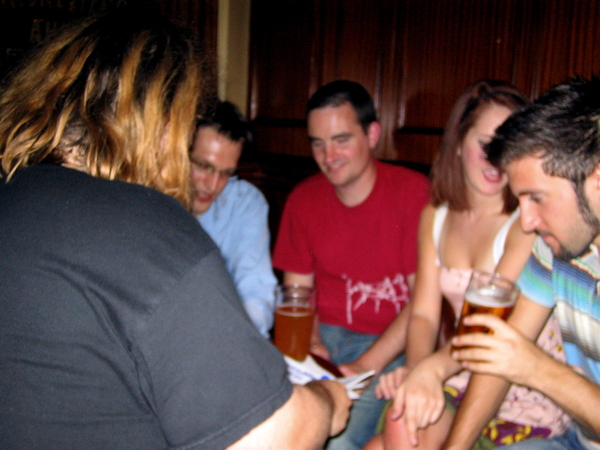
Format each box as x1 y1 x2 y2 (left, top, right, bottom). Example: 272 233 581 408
274 285 315 361
454 270 520 348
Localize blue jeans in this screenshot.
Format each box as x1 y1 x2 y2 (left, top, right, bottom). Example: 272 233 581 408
499 428 591 450
320 324 405 450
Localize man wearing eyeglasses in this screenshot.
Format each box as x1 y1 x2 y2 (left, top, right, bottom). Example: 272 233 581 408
190 101 277 338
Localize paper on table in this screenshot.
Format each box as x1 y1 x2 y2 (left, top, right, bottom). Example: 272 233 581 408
284 355 376 400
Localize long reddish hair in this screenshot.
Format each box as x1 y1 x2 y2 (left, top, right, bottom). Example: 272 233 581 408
430 79 529 212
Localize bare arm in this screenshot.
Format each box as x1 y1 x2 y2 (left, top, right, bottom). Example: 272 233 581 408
450 299 600 445
443 214 537 448
405 205 444 368
339 300 413 376
227 380 351 449
445 296 551 449
524 351 600 439
283 272 314 288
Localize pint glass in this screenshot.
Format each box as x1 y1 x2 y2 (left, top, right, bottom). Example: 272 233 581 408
274 285 315 361
455 269 520 337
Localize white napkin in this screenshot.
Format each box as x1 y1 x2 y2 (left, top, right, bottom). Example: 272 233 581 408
284 355 375 400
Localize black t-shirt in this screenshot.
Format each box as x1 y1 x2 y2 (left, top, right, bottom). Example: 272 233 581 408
0 164 292 449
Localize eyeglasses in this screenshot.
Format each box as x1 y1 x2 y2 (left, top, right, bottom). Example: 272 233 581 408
190 158 237 179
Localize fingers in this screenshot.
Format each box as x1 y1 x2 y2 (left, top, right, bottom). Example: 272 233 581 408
375 372 398 400
462 313 509 334
406 414 420 447
393 367 409 386
403 388 445 437
389 385 407 420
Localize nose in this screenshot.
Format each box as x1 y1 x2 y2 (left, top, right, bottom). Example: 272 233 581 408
519 202 540 233
322 143 338 165
206 171 220 192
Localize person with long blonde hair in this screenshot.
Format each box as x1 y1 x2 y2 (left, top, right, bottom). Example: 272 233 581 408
0 9 349 448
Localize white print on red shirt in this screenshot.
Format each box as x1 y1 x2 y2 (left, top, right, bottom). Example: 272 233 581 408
343 274 410 325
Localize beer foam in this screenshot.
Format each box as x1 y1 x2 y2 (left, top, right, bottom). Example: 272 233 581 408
465 288 516 308
275 307 313 317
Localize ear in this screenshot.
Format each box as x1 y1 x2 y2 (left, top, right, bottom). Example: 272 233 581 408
590 162 600 190
367 121 381 150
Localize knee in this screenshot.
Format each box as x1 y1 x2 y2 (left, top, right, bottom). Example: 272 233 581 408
363 434 384 450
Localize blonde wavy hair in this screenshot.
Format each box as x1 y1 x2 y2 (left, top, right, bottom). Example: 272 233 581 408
0 9 204 208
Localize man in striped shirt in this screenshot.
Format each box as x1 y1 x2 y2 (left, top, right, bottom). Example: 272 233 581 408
447 77 600 450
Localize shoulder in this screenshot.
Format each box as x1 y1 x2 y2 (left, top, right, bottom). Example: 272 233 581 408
504 210 526 239
228 178 268 205
48 166 215 262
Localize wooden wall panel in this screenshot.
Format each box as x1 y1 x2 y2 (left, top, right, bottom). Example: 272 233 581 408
398 0 521 130
317 0 401 159
249 0 315 121
248 0 600 166
534 0 600 97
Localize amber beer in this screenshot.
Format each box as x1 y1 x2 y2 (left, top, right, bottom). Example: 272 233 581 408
274 305 314 361
455 288 516 336
455 270 520 340
274 285 315 361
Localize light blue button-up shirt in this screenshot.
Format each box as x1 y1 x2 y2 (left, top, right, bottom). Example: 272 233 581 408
199 177 277 338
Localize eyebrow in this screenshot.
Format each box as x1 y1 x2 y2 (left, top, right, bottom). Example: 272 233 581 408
332 132 352 140
308 132 352 142
189 156 236 172
515 189 542 197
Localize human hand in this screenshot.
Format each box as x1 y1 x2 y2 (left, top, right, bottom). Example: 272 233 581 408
451 314 544 386
310 340 330 361
338 360 370 378
375 366 408 400
309 379 352 437
390 366 446 447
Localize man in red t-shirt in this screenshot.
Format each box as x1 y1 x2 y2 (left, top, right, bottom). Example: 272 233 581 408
272 80 429 450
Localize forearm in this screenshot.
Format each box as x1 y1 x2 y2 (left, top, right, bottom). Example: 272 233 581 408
351 303 412 373
227 381 347 449
527 355 600 438
444 374 509 450
405 313 439 369
421 342 463 382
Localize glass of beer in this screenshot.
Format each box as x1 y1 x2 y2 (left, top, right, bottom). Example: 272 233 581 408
274 285 315 361
455 270 520 339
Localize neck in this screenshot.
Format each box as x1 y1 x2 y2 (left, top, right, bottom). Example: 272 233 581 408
466 189 506 217
336 159 377 207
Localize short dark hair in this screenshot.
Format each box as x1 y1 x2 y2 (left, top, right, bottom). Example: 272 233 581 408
487 76 600 190
197 101 253 147
431 79 529 212
306 80 377 133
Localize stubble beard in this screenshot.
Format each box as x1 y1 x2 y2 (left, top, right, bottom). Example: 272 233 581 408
553 187 600 261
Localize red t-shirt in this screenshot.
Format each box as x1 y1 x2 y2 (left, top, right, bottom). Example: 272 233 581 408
273 160 429 334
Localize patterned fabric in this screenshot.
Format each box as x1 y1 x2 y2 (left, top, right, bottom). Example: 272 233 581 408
445 386 554 447
519 237 600 384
